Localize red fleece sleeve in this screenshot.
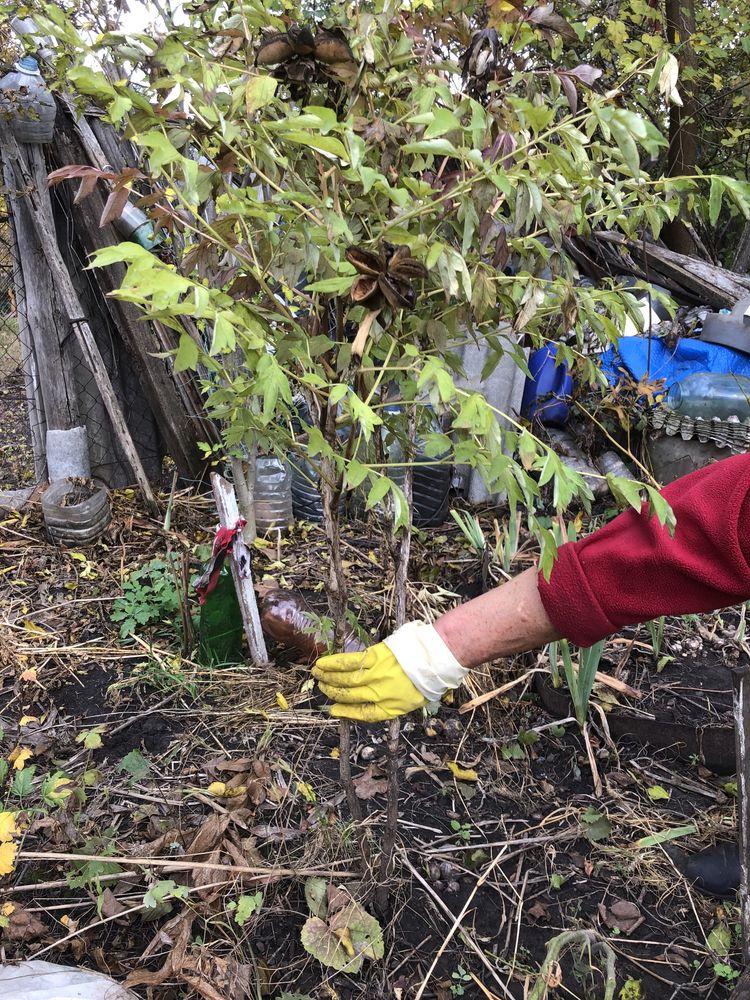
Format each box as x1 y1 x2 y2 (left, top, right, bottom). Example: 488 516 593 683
538 453 750 647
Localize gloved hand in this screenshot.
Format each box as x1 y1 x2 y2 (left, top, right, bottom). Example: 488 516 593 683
313 621 468 722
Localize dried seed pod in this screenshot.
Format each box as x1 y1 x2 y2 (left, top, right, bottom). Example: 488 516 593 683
256 33 294 66
313 29 355 65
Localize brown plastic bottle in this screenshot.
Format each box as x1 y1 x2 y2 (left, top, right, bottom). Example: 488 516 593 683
259 588 365 660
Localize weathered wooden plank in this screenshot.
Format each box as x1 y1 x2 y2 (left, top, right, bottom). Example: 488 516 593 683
1 125 159 515
210 472 268 666
595 232 750 308
51 110 204 481
2 148 80 435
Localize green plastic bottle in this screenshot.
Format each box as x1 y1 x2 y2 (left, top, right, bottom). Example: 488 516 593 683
198 568 244 665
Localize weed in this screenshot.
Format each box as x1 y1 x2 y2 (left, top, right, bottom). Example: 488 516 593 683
450 819 472 843
112 556 184 639
714 962 740 984
548 638 604 727
450 965 472 996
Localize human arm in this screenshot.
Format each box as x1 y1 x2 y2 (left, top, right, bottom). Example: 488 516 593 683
314 453 750 720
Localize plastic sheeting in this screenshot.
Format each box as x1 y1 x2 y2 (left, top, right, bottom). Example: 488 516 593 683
601 336 750 390
0 961 137 1000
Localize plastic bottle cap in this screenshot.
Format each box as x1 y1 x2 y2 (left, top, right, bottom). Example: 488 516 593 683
17 56 41 73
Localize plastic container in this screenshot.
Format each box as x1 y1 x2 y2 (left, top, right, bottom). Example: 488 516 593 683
665 372 750 421
597 451 633 480
254 456 293 534
545 429 608 498
290 453 326 522
384 405 452 528
42 479 111 546
521 346 573 426
260 587 364 660
198 568 244 665
0 57 56 144
113 202 164 251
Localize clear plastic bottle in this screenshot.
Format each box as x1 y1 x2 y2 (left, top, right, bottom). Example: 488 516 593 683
260 587 364 660
665 373 750 421
113 202 164 252
254 456 293 534
0 57 56 143
597 451 633 479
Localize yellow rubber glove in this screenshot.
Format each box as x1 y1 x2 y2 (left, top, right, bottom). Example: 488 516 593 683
312 643 426 722
313 622 468 722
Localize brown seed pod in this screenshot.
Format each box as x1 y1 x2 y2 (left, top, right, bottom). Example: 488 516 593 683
313 30 355 65
255 32 294 66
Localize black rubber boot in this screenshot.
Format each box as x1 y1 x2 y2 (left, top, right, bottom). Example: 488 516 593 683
666 842 740 897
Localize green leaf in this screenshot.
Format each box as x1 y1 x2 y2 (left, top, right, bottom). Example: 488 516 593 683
118 749 151 780
234 891 263 926
305 276 356 294
707 923 731 957
76 727 105 750
174 333 199 372
143 879 189 908
424 108 462 139
305 876 328 918
245 74 277 115
138 130 182 171
344 460 370 489
11 766 36 798
281 131 350 163
609 117 640 177
634 824 697 849
402 138 459 157
366 476 391 509
607 475 643 512
348 393 383 439
581 806 612 843
708 176 725 227
646 784 670 801
645 487 676 533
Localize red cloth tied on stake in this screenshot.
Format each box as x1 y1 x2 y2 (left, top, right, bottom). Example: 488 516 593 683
194 518 253 604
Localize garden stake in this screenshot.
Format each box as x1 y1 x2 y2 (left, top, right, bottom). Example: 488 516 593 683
733 659 750 964
210 472 268 665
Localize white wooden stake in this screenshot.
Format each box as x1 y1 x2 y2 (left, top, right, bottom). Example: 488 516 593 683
210 472 268 666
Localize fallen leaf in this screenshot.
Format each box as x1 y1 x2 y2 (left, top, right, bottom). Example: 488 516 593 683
353 764 388 800
527 901 551 922
646 784 670 802
206 781 246 798
545 960 563 989
0 813 17 841
0 841 17 876
100 888 129 919
598 899 644 935
9 747 33 771
446 761 478 782
275 692 289 711
2 905 46 942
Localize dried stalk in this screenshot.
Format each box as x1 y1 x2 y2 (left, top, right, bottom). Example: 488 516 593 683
375 403 416 914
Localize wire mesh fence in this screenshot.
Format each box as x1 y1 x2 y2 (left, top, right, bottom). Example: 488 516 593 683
0 203 38 491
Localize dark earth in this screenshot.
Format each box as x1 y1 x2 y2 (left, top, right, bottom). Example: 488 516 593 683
0 486 744 1000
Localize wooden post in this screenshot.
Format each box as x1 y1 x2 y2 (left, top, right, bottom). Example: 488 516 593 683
210 472 268 666
1 152 79 437
734 661 750 966
51 110 205 482
1 125 159 516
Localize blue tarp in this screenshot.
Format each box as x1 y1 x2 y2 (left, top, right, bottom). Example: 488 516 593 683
600 337 750 389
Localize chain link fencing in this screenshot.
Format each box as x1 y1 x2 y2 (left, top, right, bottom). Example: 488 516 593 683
0 203 38 491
